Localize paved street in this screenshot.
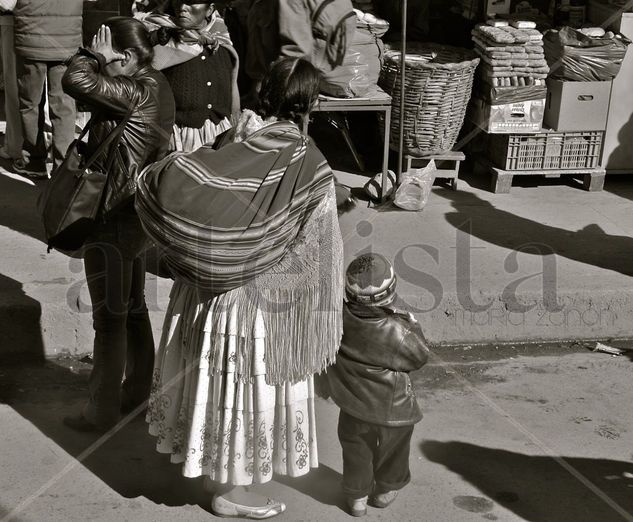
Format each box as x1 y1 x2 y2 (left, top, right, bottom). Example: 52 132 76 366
2 343 633 521
2 118 633 521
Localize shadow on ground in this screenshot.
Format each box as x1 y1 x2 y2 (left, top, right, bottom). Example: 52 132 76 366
1 327 342 518
2 357 346 516
0 164 47 243
422 440 633 522
0 359 213 512
276 465 345 511
605 176 633 204
604 111 633 187
437 189 633 277
0 266 209 512
0 273 45 363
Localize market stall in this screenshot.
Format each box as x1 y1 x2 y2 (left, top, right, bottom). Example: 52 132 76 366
351 0 632 198
87 0 633 201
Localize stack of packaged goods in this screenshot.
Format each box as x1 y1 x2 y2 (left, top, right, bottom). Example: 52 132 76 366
470 21 549 133
473 22 548 87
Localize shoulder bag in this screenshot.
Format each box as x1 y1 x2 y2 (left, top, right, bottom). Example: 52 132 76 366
37 107 134 252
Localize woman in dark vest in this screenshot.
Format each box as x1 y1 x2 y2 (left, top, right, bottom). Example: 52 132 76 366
135 0 239 152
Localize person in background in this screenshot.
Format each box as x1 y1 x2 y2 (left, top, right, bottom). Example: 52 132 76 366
0 2 22 162
244 0 355 105
327 253 430 517
61 18 175 432
12 0 83 178
135 0 239 152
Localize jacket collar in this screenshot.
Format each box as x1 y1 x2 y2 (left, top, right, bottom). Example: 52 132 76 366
346 301 393 320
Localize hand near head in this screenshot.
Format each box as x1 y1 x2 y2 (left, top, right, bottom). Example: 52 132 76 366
91 25 126 64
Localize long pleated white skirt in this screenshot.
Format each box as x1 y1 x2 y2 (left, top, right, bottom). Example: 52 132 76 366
169 117 232 152
146 282 319 486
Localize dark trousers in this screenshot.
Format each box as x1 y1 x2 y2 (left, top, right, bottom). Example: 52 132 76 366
16 57 76 169
338 410 414 499
83 211 154 428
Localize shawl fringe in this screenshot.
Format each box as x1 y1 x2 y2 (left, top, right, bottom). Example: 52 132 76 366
177 184 344 385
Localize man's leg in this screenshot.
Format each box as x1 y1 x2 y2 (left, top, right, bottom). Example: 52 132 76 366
0 20 23 158
46 61 76 170
15 57 47 173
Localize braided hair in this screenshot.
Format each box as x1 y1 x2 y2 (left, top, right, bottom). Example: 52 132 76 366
258 57 321 126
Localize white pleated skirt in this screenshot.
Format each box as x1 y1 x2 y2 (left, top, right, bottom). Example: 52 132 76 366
147 282 319 486
169 117 232 152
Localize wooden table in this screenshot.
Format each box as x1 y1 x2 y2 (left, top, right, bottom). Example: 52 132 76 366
303 88 393 200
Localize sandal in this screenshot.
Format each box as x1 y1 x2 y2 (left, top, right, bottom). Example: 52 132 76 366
211 494 286 519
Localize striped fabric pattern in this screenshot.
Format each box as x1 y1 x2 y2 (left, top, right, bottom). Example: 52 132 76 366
136 121 333 294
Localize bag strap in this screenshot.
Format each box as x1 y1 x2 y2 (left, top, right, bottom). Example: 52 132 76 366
311 0 336 24
82 102 136 171
75 116 93 144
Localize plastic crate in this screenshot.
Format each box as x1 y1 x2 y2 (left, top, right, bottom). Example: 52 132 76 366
489 131 603 171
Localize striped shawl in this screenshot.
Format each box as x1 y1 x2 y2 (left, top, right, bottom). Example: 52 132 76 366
136 121 333 294
136 120 343 384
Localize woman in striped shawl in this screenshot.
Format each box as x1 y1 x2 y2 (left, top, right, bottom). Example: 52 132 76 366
137 57 344 519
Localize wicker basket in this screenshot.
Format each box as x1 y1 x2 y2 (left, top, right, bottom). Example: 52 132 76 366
379 42 480 156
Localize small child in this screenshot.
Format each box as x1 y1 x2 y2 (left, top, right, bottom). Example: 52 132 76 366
327 253 430 517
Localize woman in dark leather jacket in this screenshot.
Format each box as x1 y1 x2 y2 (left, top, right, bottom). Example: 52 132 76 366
61 18 175 432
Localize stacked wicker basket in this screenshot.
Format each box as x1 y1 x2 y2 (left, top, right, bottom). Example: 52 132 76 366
379 42 480 156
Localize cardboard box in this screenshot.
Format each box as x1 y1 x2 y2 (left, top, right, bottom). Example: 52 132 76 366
470 96 545 133
486 0 511 15
544 79 612 131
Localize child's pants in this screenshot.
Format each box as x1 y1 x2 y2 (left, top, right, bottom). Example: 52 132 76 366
338 410 414 499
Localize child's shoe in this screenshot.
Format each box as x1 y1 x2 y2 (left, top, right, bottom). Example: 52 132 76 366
347 496 368 517
370 489 398 508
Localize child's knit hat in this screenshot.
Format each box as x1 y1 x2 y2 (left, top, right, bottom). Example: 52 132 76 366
345 253 397 306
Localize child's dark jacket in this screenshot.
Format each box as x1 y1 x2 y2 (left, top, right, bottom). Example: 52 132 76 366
327 302 430 427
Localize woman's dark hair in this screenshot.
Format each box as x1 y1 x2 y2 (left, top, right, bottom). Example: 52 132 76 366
258 57 321 125
105 17 154 67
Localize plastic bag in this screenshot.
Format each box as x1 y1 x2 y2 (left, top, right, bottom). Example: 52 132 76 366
320 27 383 97
320 48 370 97
544 27 631 81
393 160 436 211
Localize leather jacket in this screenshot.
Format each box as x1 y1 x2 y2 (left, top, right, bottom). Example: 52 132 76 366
327 302 430 427
62 49 175 215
